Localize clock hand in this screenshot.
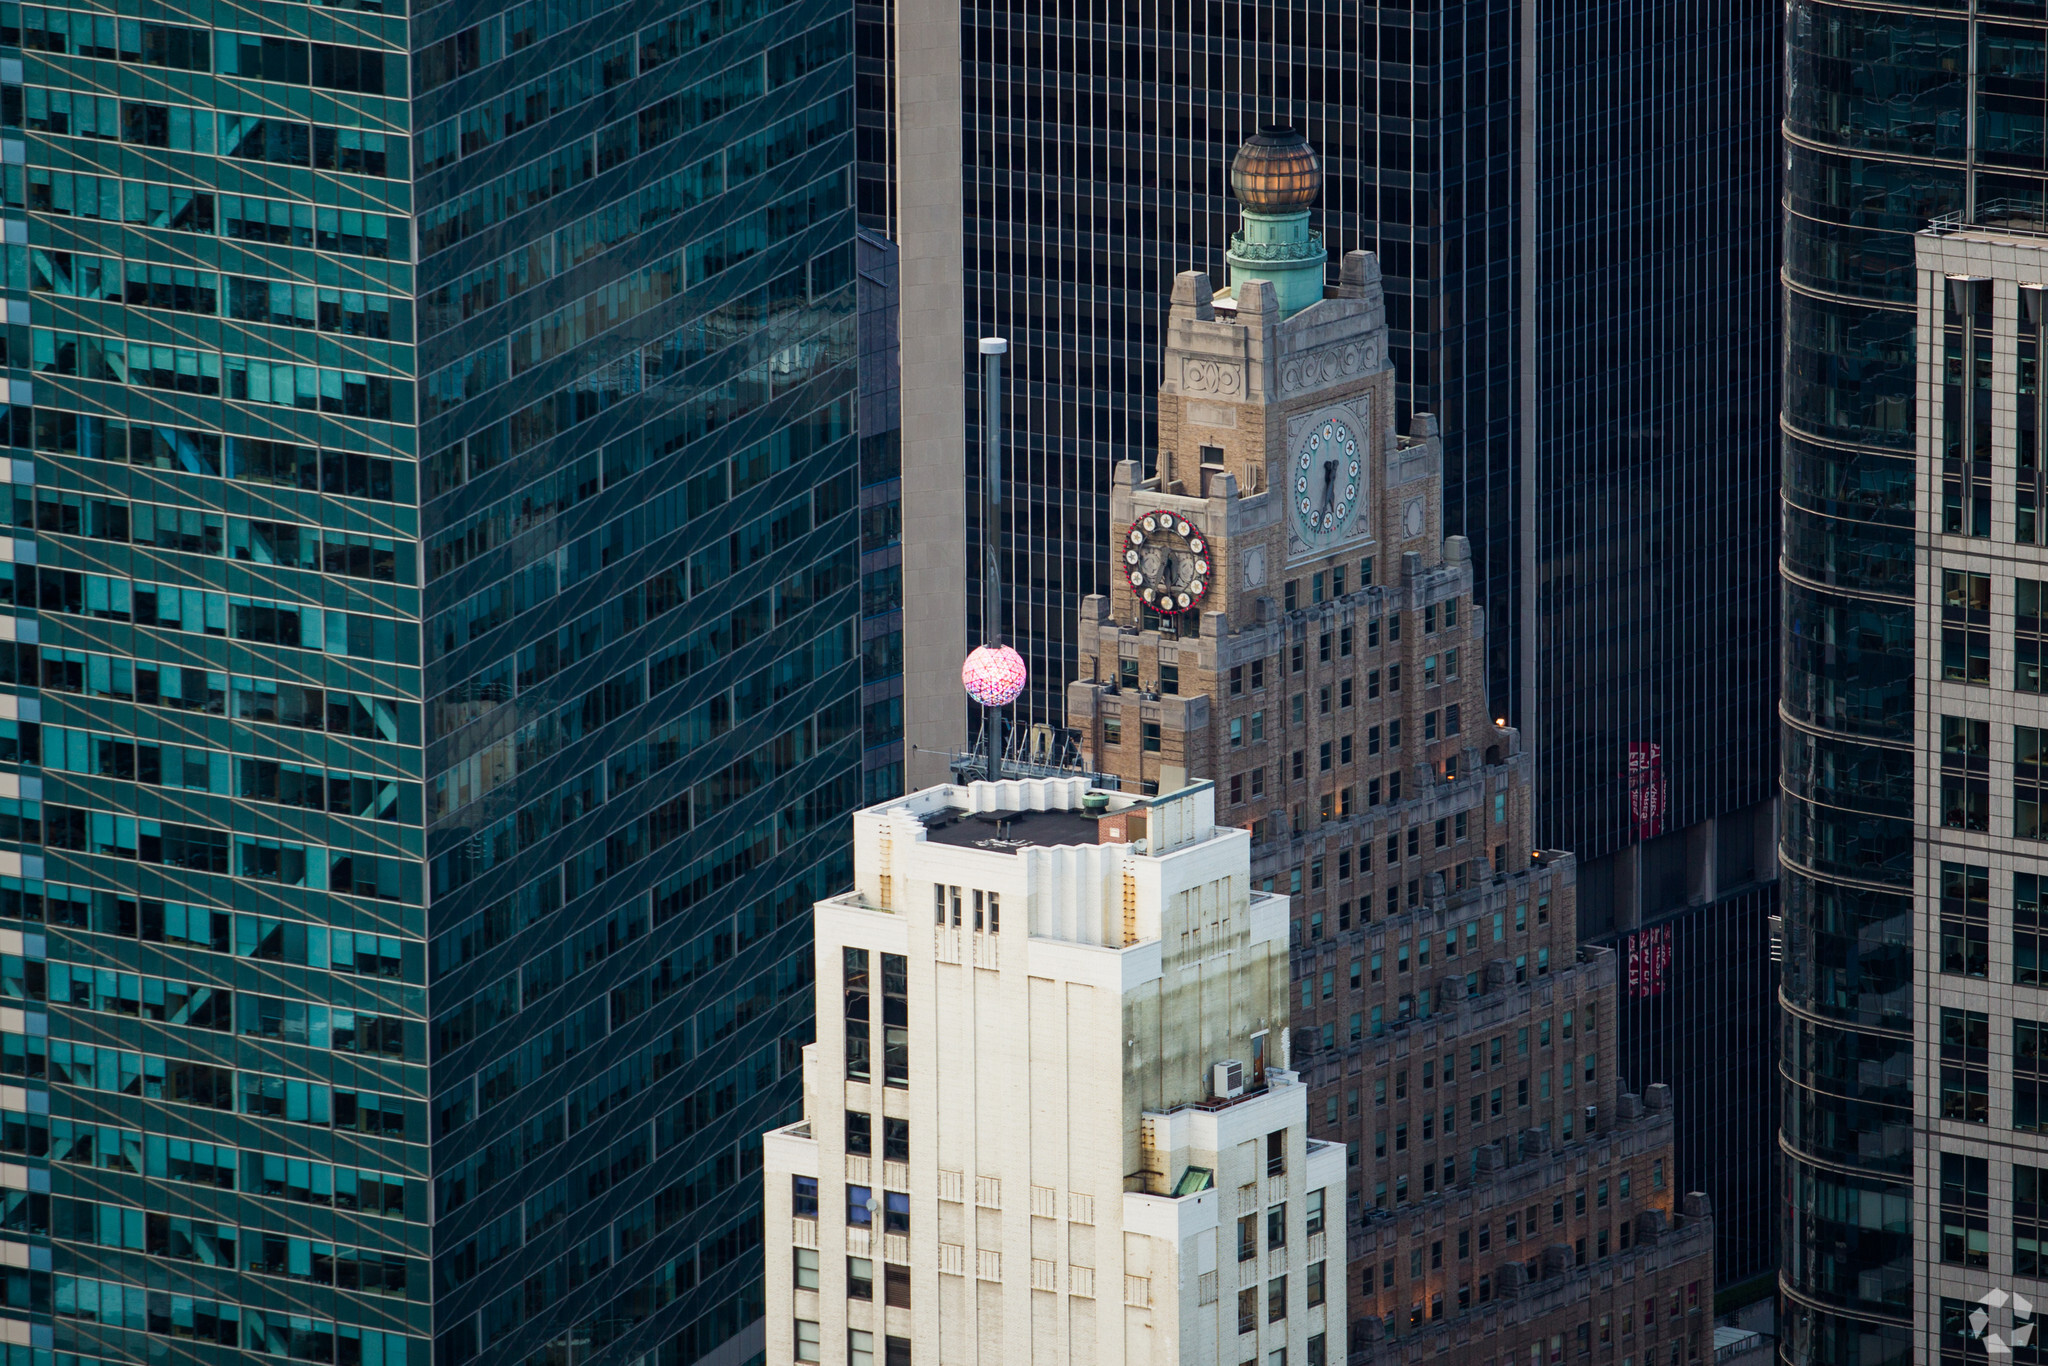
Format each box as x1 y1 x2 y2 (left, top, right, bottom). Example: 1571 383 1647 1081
1321 459 1337 514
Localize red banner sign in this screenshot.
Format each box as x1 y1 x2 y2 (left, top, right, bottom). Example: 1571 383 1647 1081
1627 742 1665 839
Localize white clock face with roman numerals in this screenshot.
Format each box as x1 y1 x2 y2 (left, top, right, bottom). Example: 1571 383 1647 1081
1124 511 1211 613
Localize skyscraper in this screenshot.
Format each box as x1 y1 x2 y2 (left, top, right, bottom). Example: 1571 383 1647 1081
0 2 859 1363
1064 127 1715 1357
857 227 906 804
763 775 1346 1366
1777 5 2048 1362
877 0 1782 1287
1904 230 2048 1366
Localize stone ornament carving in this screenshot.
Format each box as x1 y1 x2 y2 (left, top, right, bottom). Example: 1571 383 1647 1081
1280 342 1370 395
1183 359 1245 396
1402 497 1426 540
1242 545 1267 588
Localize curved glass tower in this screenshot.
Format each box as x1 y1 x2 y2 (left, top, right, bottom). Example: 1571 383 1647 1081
1781 3 2048 1362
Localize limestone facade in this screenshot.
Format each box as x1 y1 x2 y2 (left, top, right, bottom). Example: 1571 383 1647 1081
1065 250 1715 1363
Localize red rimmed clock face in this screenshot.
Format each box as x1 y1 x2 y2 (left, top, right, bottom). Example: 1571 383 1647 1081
1123 510 1211 613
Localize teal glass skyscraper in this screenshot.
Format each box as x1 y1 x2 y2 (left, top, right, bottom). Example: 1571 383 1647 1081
0 0 859 1361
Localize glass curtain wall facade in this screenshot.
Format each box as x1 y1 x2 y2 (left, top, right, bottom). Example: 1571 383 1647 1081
855 227 903 803
873 0 1780 1288
901 0 1525 732
0 0 860 1363
1778 2 2048 1363
1539 0 1783 1294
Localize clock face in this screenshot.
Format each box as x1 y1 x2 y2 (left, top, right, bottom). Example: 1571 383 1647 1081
1124 511 1211 614
1294 418 1364 541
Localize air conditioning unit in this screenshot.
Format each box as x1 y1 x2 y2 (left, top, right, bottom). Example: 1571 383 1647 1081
1211 1060 1245 1100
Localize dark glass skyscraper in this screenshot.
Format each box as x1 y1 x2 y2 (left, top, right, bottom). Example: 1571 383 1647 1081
1776 4 2048 1363
1537 0 1783 1296
877 0 1781 1289
0 0 858 1362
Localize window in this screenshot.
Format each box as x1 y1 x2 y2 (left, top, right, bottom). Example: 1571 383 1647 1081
1159 663 1179 695
2024 728 2048 840
1105 716 1123 746
1267 1129 1286 1176
1237 1286 1258 1334
1943 569 1992 684
1942 862 1990 979
885 1263 911 1308
2020 1017 2048 1131
1142 722 1162 753
1305 1188 1325 1235
884 1191 910 1233
1945 282 1995 536
1267 1274 1287 1322
1267 1202 1287 1248
1230 665 1244 695
2020 1163 2048 1276
848 1185 874 1225
794 1247 819 1290
1306 1260 1326 1307
1941 715 1990 830
848 1256 874 1299
1940 1152 1990 1268
884 1117 910 1163
796 1321 821 1362
793 1176 818 1218
2020 579 2048 691
846 1110 872 1156
2021 872 2046 987
849 1330 875 1366
844 947 870 1081
882 954 908 1086
1238 1213 1258 1261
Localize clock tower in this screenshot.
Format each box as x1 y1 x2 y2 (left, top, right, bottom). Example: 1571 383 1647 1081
1067 127 1713 1358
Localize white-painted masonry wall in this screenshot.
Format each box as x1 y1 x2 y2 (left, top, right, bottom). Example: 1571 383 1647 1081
766 776 1345 1366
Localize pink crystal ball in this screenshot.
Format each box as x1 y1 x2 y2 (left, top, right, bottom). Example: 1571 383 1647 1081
962 644 1027 707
